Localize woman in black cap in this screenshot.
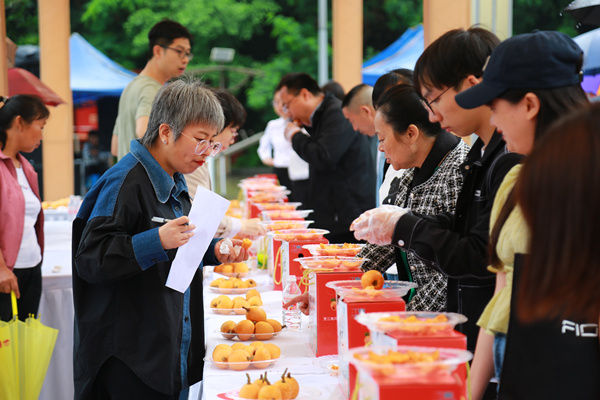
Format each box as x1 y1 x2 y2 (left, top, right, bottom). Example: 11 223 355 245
454 31 591 399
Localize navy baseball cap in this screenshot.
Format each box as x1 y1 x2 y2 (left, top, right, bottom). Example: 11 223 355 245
456 31 583 109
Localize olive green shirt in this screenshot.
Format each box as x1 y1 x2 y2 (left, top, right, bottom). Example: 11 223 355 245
113 75 162 160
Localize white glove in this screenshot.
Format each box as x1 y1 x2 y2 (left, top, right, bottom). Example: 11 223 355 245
238 218 267 239
219 238 240 257
350 205 408 245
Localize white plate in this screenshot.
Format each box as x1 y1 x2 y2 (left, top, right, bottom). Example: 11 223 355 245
224 386 321 400
214 327 286 341
204 355 283 370
209 308 247 316
313 355 340 376
208 286 263 295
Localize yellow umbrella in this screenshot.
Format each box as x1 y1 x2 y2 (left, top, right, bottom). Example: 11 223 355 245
0 292 58 400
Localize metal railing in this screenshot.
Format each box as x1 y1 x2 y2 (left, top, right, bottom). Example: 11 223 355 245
207 131 264 196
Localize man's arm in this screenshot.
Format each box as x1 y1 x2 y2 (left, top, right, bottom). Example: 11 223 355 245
110 134 118 157
136 116 150 139
291 110 356 171
393 152 522 279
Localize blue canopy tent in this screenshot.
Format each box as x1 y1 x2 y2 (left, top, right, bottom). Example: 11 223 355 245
70 33 136 105
362 25 424 86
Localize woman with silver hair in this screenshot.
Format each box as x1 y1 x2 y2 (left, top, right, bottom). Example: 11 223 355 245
72 79 249 399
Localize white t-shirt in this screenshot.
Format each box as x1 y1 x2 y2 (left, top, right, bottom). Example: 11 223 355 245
14 167 42 269
257 117 294 168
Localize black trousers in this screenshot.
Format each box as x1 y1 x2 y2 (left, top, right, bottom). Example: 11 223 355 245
0 263 42 322
88 357 184 400
273 167 291 191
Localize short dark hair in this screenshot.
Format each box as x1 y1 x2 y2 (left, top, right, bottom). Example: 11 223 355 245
148 19 193 59
0 95 49 150
211 89 247 129
321 81 345 101
342 83 369 108
372 69 414 108
376 84 442 138
276 73 322 96
414 27 500 94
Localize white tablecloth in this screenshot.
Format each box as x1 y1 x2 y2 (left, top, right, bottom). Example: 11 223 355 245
35 221 344 399
198 268 345 400
39 219 74 400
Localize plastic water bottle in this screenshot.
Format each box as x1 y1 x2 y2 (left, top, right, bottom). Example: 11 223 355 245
282 279 302 331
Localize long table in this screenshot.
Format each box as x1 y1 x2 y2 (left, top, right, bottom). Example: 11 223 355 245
200 267 345 400
37 218 345 399
39 219 75 400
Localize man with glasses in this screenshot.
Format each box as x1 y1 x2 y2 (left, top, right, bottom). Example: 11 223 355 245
276 72 376 243
111 19 193 160
351 27 522 380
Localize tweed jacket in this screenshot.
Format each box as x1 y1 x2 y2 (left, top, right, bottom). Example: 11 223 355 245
359 131 469 311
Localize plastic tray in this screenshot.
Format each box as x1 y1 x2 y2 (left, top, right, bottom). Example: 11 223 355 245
260 220 313 231
295 256 367 272
325 280 417 301
224 386 320 400
205 355 282 370
215 328 285 341
302 243 365 257
247 190 291 203
254 202 302 211
345 345 472 383
271 229 329 241
313 355 340 376
208 284 266 295
209 308 247 316
260 210 313 221
354 311 467 337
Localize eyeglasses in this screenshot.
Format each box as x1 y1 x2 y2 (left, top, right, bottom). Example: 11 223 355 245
281 93 300 114
179 132 222 156
161 46 194 61
422 85 454 114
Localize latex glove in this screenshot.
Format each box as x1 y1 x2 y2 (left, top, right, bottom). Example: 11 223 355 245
238 218 267 239
216 238 249 263
350 205 408 245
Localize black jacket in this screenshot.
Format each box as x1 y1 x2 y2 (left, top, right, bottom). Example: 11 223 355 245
72 141 218 398
392 132 523 350
499 255 600 399
291 93 376 236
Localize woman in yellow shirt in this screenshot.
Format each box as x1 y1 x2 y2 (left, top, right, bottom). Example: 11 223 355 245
455 31 589 398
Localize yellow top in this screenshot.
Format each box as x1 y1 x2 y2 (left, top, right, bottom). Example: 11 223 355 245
477 164 529 335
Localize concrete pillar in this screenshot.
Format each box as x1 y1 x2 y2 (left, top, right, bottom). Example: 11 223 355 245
472 0 512 40
332 0 363 92
38 0 74 201
0 0 8 96
423 0 471 47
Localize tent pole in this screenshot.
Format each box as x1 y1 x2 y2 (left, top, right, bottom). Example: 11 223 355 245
318 0 328 86
0 0 8 97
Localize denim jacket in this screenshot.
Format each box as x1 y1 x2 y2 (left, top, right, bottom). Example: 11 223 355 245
72 140 218 398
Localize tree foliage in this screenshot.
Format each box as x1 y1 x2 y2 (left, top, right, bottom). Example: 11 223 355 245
5 0 585 133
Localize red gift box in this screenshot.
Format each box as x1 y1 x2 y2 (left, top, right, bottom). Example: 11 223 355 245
337 297 406 398
307 271 363 357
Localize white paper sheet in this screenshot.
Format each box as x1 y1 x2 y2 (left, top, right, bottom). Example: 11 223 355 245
166 185 230 293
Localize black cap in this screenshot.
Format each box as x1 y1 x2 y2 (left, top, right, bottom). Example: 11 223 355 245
456 31 583 109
